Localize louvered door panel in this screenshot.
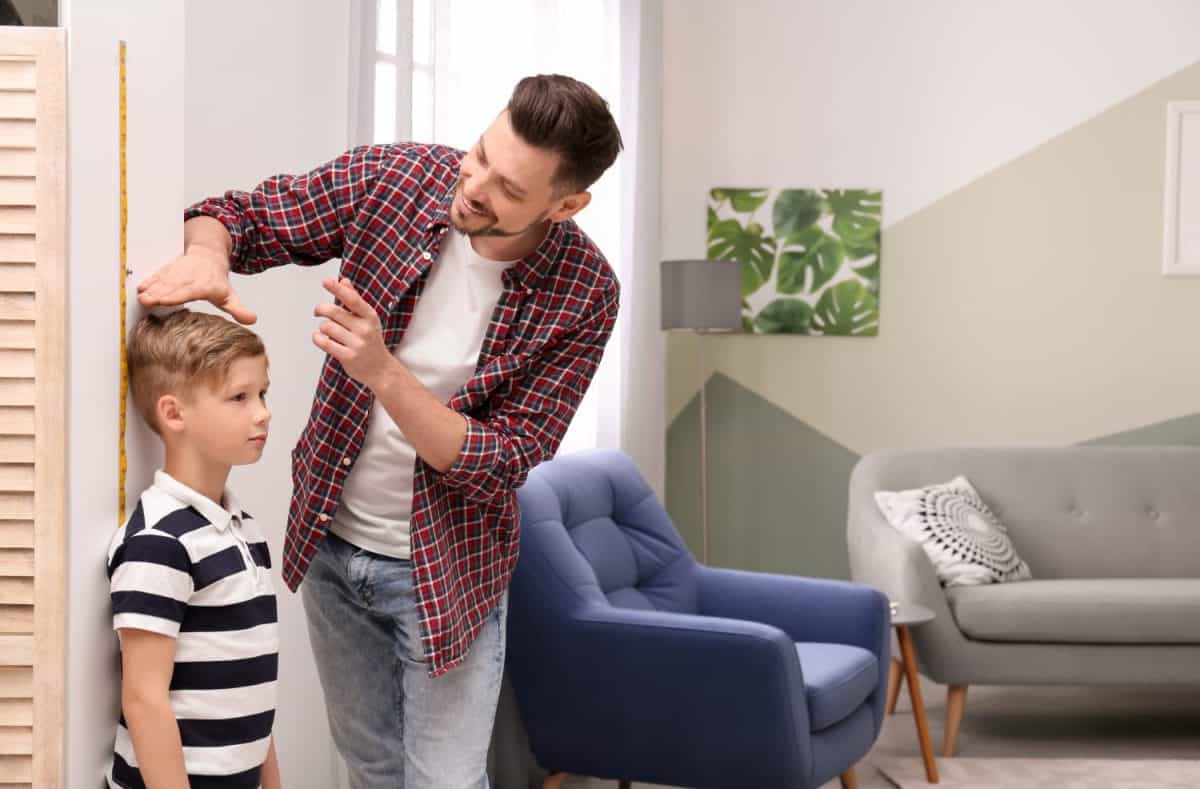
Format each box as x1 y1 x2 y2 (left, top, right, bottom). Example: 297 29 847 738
0 28 65 789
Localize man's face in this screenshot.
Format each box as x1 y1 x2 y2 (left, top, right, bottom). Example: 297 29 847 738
177 355 272 467
452 111 575 239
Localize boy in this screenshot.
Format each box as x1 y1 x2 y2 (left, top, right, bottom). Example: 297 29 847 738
106 309 281 789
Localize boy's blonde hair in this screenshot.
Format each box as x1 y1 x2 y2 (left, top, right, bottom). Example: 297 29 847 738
127 309 266 435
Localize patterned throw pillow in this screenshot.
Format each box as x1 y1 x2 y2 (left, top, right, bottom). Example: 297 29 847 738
874 476 1032 587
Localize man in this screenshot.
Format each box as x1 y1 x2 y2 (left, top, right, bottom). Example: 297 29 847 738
138 74 622 788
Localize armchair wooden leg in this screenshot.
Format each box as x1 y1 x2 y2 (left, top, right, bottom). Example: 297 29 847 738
839 766 858 789
886 657 904 714
945 685 968 757
543 773 566 789
619 782 631 789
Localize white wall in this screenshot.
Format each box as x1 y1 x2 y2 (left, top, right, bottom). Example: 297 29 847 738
184 1 352 786
661 0 1200 260
616 0 665 496
62 0 185 784
61 0 351 785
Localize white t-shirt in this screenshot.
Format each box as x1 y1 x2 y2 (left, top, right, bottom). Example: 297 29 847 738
331 230 517 558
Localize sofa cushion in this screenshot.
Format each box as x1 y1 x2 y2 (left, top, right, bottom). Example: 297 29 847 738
875 476 1032 587
794 642 878 731
947 579 1200 644
852 447 1200 580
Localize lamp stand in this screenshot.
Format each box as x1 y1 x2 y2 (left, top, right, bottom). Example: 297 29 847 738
697 330 709 565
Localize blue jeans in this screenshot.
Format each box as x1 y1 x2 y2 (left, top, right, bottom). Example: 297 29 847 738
302 533 506 789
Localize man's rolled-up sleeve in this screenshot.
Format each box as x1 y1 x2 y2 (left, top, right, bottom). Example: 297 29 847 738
440 280 620 504
184 144 388 275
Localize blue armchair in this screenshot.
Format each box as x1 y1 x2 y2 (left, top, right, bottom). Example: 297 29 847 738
507 449 890 789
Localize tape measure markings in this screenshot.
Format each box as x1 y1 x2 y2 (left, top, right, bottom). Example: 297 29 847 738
118 41 128 525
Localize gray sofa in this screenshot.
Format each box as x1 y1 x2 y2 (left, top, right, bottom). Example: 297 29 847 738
847 446 1200 756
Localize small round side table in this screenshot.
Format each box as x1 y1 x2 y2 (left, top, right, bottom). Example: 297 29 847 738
887 601 939 784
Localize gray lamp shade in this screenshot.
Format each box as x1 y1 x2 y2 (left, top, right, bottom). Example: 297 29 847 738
660 259 743 332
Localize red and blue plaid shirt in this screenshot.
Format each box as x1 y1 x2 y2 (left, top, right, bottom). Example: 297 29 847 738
186 143 619 676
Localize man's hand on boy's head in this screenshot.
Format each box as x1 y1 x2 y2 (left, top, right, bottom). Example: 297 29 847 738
313 278 395 390
137 246 257 325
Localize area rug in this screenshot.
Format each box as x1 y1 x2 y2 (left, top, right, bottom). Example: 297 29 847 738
874 757 1200 788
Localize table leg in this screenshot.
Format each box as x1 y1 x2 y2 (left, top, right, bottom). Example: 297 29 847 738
896 624 939 783
887 657 904 714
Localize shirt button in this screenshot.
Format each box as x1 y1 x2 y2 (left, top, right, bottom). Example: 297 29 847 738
318 513 330 523
342 457 352 466
422 251 432 260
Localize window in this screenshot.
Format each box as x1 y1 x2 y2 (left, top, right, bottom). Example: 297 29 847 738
364 0 623 456
409 0 433 143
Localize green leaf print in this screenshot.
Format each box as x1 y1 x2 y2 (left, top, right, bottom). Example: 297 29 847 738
707 217 777 297
826 189 881 248
852 256 880 292
772 189 825 243
777 225 845 294
711 188 770 213
811 280 879 336
755 298 814 334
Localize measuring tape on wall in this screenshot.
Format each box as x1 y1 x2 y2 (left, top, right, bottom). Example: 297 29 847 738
118 41 128 525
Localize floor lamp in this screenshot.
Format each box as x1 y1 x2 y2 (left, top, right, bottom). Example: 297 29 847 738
661 259 743 564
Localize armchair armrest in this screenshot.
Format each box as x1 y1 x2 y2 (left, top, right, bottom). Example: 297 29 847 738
512 604 813 788
696 567 888 660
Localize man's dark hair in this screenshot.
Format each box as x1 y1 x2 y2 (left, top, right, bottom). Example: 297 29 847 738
506 74 623 194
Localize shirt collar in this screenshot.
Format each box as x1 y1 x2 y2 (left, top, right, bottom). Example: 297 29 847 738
153 470 243 532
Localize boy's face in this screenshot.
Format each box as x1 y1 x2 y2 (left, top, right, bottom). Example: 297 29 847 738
176 355 271 466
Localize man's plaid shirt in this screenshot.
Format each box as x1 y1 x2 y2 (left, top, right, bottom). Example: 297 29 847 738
185 143 619 677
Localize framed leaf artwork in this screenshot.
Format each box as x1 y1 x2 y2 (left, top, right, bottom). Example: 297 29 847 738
707 188 882 336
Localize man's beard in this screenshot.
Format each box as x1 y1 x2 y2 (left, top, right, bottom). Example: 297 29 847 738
452 184 548 238
453 215 542 238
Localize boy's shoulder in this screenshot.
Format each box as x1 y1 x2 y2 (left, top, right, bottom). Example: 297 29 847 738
134 483 214 533
107 484 215 558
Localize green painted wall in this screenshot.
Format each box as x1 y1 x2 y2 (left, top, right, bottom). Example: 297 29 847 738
666 62 1200 579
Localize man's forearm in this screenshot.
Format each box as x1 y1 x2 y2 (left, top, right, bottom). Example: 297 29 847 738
184 216 233 266
123 695 189 789
370 358 466 473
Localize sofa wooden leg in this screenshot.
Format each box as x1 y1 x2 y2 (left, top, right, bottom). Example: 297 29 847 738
945 685 968 757
839 766 858 789
618 782 631 789
887 657 904 714
543 773 566 789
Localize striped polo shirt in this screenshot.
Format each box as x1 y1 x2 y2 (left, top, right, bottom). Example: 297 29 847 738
106 470 279 789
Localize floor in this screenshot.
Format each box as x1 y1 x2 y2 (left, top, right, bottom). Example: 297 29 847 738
567 675 1200 788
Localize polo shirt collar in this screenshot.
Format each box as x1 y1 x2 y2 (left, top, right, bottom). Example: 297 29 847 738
153 470 243 533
